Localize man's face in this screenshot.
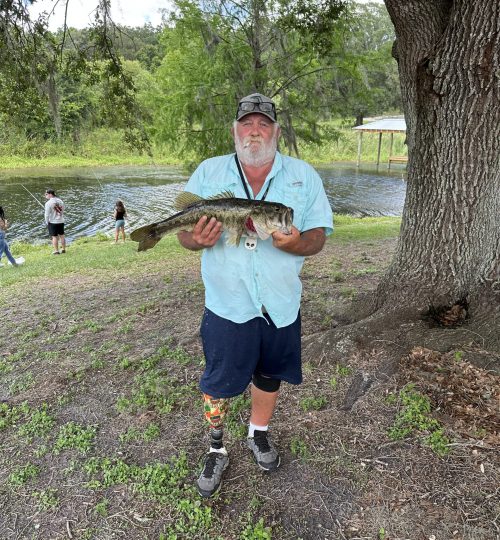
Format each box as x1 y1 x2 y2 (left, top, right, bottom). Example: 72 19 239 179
232 113 280 167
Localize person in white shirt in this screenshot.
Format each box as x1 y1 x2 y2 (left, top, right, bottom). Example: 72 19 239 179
44 189 66 255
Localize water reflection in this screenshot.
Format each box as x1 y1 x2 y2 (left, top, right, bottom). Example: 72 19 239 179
0 163 406 243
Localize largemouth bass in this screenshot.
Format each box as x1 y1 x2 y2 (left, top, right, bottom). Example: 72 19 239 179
130 190 294 251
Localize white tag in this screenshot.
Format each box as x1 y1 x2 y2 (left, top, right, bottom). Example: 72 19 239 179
244 237 257 250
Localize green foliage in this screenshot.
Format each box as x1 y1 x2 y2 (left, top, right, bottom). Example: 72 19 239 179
0 351 23 374
93 498 110 517
116 371 192 414
151 0 360 161
54 422 98 454
300 395 327 412
9 372 34 395
9 463 40 486
331 271 346 282
160 498 213 538
119 422 160 443
0 401 29 431
33 488 59 510
84 452 191 505
336 364 352 377
388 385 451 456
240 516 272 540
18 404 55 439
290 436 310 461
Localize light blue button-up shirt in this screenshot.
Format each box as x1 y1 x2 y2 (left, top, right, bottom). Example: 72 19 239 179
184 151 333 328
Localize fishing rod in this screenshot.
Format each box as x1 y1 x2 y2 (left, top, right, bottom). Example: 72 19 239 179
92 170 104 189
20 184 45 209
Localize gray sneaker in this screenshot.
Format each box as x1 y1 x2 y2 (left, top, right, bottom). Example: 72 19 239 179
247 430 281 471
196 451 229 498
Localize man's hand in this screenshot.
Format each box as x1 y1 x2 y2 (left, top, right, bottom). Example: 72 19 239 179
177 216 223 251
272 226 326 256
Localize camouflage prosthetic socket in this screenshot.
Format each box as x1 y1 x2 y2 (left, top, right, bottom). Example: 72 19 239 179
203 394 229 450
203 394 229 430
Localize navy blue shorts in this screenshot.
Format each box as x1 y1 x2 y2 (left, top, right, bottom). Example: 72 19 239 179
199 308 302 398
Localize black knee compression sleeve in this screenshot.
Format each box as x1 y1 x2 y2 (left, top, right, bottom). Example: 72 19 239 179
252 372 281 392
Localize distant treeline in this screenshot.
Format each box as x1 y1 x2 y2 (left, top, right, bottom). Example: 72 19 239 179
0 1 401 163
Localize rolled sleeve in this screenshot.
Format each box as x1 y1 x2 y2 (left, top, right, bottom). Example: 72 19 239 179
303 168 334 235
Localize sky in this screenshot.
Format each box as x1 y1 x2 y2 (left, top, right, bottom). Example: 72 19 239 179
30 0 170 30
30 0 383 31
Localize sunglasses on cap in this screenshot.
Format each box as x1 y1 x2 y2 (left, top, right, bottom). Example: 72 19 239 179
237 101 276 119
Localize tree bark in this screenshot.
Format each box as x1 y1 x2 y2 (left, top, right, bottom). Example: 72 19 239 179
377 0 500 311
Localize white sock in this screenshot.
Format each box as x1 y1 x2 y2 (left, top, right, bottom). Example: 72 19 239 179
248 422 268 438
209 446 228 455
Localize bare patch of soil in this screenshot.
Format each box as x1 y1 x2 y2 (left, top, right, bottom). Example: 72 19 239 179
0 236 498 540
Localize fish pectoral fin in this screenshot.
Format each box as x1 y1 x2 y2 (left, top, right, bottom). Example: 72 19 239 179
174 192 204 211
253 221 271 240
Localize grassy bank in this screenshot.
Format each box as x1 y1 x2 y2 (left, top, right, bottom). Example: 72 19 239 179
0 216 402 290
0 127 406 170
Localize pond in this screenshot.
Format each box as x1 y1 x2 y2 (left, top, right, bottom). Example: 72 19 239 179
0 163 407 243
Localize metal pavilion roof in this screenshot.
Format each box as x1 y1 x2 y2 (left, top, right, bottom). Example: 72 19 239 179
353 117 406 133
352 117 407 168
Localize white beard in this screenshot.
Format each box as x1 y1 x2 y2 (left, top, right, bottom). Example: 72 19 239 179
234 132 278 168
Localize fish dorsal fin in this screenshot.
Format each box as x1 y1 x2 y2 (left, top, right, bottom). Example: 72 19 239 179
206 190 235 201
174 192 203 211
174 190 235 211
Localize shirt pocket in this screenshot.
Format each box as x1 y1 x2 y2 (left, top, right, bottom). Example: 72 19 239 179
272 180 307 231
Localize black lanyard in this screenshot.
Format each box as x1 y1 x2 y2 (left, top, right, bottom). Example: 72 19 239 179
234 154 273 201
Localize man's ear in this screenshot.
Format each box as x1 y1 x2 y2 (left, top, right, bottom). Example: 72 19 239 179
230 125 235 140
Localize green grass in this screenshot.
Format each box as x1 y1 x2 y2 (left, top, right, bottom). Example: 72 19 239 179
54 421 98 454
0 216 400 293
9 463 40 486
0 128 185 170
387 384 451 456
332 215 401 242
0 233 192 291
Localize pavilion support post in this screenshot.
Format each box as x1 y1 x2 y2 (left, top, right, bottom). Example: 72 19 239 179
356 132 362 167
376 132 382 168
388 133 394 169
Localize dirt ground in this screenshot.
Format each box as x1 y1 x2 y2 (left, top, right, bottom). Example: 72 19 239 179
0 237 498 540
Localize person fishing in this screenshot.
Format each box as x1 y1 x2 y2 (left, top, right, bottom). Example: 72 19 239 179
113 200 127 243
176 93 333 497
0 206 22 267
44 189 66 255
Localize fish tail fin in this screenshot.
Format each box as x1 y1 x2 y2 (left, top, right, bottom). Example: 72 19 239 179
130 223 161 252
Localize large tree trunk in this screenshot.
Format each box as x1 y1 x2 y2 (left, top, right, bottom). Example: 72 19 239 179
377 0 500 310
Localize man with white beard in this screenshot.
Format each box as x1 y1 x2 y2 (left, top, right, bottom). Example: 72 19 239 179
177 93 333 498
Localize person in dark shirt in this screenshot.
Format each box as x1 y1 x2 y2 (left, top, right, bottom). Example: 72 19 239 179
114 200 127 243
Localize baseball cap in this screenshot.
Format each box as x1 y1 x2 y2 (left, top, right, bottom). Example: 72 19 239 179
236 93 277 122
